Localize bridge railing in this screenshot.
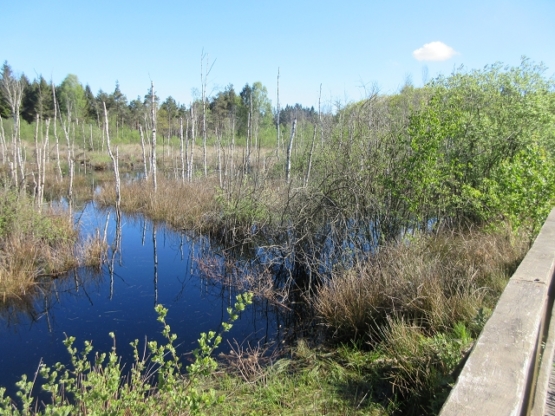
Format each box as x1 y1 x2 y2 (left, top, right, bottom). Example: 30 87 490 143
440 209 555 415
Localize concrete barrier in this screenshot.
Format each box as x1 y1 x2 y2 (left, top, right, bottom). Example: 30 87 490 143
440 209 555 416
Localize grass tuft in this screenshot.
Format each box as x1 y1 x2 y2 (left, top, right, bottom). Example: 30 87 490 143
314 226 528 343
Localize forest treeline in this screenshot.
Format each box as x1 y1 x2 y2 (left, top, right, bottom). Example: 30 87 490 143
0 60 315 141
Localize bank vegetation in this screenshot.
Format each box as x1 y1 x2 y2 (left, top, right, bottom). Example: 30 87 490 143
0 58 553 414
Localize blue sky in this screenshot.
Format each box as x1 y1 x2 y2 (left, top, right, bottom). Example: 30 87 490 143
1 0 554 109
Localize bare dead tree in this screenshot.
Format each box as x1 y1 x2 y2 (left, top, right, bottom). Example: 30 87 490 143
245 92 252 174
200 51 215 178
150 81 157 192
103 102 121 211
89 124 94 151
80 123 86 175
139 124 149 181
68 157 74 219
0 115 6 164
33 114 41 203
38 118 50 211
286 118 297 183
188 103 195 182
1 69 24 187
58 100 74 183
230 109 236 179
0 69 23 126
276 68 280 160
51 82 62 181
185 115 190 181
304 84 322 187
180 117 185 184
31 114 41 204
216 126 222 187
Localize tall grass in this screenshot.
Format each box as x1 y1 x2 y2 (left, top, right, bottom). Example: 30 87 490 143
0 188 107 301
314 226 527 343
310 226 529 414
97 176 218 231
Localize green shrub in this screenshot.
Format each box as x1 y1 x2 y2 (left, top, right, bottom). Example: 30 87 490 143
0 293 253 415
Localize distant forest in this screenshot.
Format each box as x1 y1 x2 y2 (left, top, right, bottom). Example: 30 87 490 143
0 60 317 139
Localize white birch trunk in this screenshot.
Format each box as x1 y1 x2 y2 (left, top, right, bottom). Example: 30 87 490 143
150 82 157 192
139 124 149 181
188 104 195 182
286 118 297 183
0 115 5 164
39 119 50 211
103 102 121 210
305 85 322 187
216 127 222 187
34 114 41 206
180 117 185 184
276 68 280 160
52 83 62 181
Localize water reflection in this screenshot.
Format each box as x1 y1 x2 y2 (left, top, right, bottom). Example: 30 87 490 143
0 202 285 401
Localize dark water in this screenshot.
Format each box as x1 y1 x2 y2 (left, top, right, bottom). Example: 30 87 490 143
0 202 283 400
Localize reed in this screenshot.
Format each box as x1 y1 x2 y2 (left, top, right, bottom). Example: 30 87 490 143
0 189 106 301
313 225 529 343
97 175 218 231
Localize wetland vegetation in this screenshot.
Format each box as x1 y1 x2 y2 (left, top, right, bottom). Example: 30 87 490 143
0 58 554 414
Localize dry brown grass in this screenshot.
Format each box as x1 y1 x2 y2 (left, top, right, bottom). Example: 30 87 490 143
197 256 290 309
80 230 109 270
313 226 529 343
220 339 278 384
97 176 218 231
0 191 107 301
0 221 76 300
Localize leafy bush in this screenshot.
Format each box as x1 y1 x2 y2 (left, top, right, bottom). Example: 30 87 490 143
482 144 555 234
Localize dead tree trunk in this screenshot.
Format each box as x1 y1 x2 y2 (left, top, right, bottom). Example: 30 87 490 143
201 56 208 177
180 117 185 184
216 127 222 187
1 65 24 188
52 83 62 181
59 103 73 183
286 118 297 184
276 68 280 160
0 115 6 164
38 119 50 211
103 102 121 211
188 104 195 182
139 124 149 181
304 85 322 187
89 124 94 151
68 157 74 219
150 82 157 192
32 115 40 201
200 51 214 178
245 94 252 174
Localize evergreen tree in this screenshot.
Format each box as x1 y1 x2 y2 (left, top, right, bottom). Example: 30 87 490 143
21 76 55 123
128 96 145 130
112 81 128 126
84 84 97 121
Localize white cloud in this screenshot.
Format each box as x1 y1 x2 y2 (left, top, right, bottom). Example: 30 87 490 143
412 41 458 62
